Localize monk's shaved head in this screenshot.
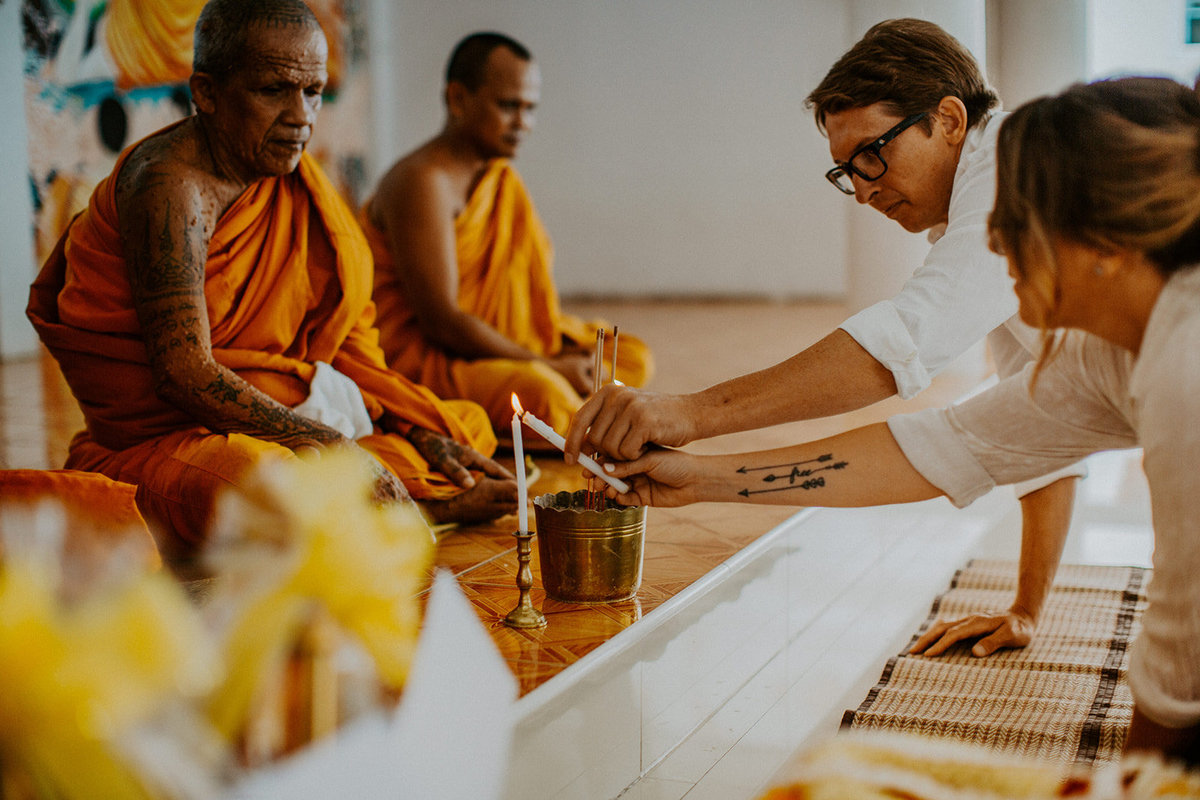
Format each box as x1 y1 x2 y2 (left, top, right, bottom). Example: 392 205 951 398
193 0 321 78
446 32 532 92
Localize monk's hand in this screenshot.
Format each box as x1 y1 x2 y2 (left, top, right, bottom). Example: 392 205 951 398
565 385 695 464
407 427 513 489
328 440 411 505
543 353 594 397
368 460 411 505
909 607 1036 658
603 447 705 509
299 438 411 505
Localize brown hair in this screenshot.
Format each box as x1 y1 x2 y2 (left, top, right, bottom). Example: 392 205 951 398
806 18 998 134
992 77 1200 310
990 77 1200 369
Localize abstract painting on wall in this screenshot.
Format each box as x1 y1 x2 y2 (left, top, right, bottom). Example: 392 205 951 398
22 0 373 264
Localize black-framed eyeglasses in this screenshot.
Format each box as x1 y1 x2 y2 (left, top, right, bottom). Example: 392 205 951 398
825 112 928 195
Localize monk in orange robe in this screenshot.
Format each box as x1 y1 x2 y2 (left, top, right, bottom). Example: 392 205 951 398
26 0 516 562
360 32 653 436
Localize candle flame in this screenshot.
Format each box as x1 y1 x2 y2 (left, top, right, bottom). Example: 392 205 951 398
511 393 524 416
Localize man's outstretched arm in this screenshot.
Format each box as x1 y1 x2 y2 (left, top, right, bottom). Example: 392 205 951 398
566 328 897 462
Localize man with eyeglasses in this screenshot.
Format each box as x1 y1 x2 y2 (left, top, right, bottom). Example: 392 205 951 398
566 18 1084 660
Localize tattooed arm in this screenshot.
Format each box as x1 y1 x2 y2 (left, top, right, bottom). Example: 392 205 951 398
115 151 407 502
566 329 894 462
605 422 940 509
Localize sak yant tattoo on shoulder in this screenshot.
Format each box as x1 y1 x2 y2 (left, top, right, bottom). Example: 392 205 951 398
128 198 206 299
117 162 172 198
735 453 847 498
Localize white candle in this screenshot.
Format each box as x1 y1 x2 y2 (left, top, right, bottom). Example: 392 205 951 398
518 408 631 494
512 410 528 532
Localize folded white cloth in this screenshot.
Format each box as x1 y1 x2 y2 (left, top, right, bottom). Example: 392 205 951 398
293 362 375 440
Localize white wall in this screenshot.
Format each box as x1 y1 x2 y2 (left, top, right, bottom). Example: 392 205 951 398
1087 0 1200 84
842 0 987 312
370 2 999 306
0 5 39 360
371 1 850 299
986 0 1200 111
987 0 1089 109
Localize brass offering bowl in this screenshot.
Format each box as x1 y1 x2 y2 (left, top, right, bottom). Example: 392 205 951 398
533 490 646 603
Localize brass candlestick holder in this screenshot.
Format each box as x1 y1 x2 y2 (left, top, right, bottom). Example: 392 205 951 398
503 528 547 629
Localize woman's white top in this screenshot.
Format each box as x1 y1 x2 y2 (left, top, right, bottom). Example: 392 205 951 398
889 265 1200 728
838 111 1081 494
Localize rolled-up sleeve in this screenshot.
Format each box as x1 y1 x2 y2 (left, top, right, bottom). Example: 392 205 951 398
887 407 996 508
888 336 1137 507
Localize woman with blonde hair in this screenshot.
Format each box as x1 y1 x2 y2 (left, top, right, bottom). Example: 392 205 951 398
607 76 1200 762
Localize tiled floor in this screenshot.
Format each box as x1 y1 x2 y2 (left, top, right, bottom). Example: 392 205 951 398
0 298 993 700
2 298 1011 799
432 298 994 697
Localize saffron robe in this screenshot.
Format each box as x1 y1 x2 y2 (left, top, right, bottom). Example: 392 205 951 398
0 469 160 571
363 160 653 433
27 137 495 556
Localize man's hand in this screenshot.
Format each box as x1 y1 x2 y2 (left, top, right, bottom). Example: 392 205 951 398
909 608 1036 658
544 352 594 397
407 426 515 488
565 385 696 464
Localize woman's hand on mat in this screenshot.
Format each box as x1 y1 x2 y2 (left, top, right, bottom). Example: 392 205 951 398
909 609 1036 658
407 426 515 488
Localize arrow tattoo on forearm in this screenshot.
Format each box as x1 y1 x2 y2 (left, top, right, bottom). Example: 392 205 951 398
736 453 834 473
736 455 848 497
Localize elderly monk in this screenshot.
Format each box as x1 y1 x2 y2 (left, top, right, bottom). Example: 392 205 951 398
26 0 516 563
359 32 653 436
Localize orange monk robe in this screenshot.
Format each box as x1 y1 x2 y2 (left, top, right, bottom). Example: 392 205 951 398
362 160 654 434
27 136 495 556
0 469 160 571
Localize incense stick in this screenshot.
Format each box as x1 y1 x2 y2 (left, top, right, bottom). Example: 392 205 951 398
610 326 619 386
588 329 606 508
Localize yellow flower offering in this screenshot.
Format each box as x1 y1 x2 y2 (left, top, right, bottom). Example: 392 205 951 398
203 449 434 754
0 543 218 799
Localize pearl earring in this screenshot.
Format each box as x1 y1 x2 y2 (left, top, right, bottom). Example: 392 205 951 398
1093 265 1104 277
